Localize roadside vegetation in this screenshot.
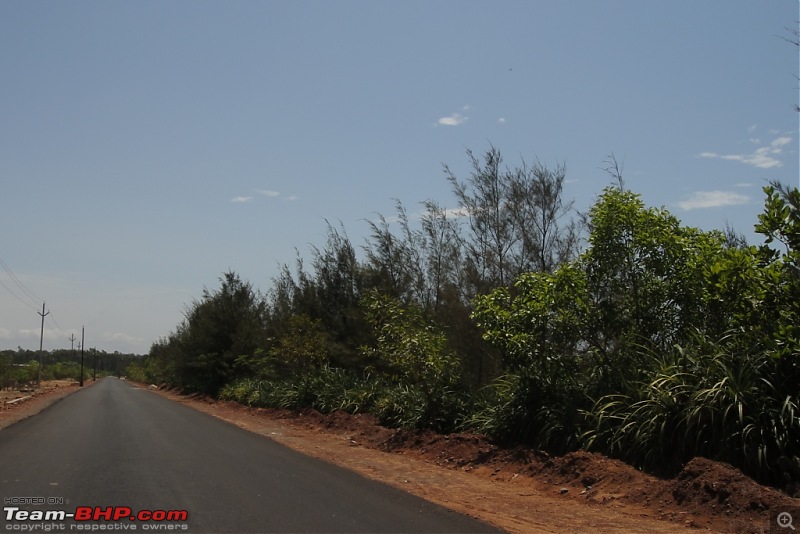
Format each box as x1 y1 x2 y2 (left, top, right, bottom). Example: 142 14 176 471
1 348 140 387
127 146 799 494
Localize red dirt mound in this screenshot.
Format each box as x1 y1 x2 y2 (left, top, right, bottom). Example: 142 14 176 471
649 457 795 519
305 411 800 532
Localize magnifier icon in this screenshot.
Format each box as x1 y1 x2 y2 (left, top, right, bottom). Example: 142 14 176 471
778 512 796 530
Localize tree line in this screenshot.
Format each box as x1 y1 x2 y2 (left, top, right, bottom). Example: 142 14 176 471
128 147 799 493
1 347 141 387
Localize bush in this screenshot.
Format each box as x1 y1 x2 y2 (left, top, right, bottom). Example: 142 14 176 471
582 333 799 486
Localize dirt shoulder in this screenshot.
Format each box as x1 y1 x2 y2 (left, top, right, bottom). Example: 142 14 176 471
145 385 799 534
0 379 84 429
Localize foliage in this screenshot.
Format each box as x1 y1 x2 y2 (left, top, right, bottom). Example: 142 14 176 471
444 146 578 294
471 182 799 488
15 361 39 385
583 332 798 485
141 144 798 493
471 265 588 451
151 271 268 395
237 314 331 380
124 362 148 383
754 182 800 362
360 291 465 431
581 187 725 364
464 372 584 453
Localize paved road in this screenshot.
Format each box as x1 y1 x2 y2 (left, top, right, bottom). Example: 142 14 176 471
0 377 500 533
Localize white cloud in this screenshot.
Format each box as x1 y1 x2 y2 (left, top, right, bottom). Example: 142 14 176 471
678 191 750 210
256 189 280 197
497 117 507 124
698 136 792 169
437 112 468 126
771 136 792 147
232 190 296 203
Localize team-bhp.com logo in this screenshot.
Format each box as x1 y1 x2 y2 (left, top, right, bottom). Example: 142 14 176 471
4 506 188 530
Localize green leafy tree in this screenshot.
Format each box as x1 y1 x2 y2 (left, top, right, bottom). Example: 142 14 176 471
471 264 588 449
755 182 800 361
584 187 800 488
160 271 268 395
580 186 726 386
361 290 463 430
261 314 331 378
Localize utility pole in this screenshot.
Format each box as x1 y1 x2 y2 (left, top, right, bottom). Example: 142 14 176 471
37 302 49 386
69 333 77 381
80 327 85 387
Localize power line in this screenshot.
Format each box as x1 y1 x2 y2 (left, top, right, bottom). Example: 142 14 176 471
46 313 67 338
0 278 38 311
0 257 43 308
0 258 76 349
0 257 71 348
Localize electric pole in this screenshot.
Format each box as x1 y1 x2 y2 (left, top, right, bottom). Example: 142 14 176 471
37 302 49 386
69 333 77 381
80 327 85 387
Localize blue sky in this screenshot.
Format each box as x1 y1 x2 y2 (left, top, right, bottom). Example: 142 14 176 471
1 1 797 354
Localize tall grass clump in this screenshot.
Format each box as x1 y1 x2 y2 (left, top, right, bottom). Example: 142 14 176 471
464 372 585 454
582 332 799 486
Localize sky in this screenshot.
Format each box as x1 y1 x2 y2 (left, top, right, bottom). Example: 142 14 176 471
1 1 798 355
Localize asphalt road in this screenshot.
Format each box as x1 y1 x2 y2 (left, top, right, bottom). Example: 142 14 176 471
0 377 500 533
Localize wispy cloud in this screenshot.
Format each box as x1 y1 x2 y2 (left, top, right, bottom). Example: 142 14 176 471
436 105 471 126
232 189 299 204
698 136 792 169
255 189 280 197
497 117 507 124
678 190 750 211
437 112 468 126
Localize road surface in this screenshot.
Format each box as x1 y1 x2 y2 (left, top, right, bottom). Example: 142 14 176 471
0 377 500 533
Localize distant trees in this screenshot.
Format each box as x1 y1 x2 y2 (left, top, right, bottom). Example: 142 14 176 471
0 347 140 386
146 271 268 396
